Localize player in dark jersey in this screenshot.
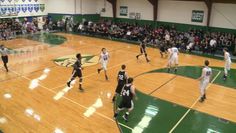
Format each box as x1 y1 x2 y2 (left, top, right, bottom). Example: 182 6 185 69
136 38 150 62
67 53 84 92
112 65 128 102
0 45 9 72
159 41 168 58
114 77 137 122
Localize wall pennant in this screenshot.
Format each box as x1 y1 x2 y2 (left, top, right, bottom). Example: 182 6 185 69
21 4 27 13
28 4 33 12
16 4 21 13
1 5 7 14
8 6 14 12
34 4 39 12
39 4 45 12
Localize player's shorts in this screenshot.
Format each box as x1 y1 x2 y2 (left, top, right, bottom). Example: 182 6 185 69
225 61 231 71
118 99 134 110
140 47 146 54
115 83 125 94
1 56 8 64
170 56 178 65
71 69 82 78
101 61 108 70
200 80 209 91
160 47 165 52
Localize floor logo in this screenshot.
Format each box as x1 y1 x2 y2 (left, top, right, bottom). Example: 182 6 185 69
53 54 99 67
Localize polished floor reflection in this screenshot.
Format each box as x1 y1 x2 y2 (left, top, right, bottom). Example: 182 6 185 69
0 33 236 133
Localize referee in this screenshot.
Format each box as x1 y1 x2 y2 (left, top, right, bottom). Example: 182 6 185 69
0 45 9 72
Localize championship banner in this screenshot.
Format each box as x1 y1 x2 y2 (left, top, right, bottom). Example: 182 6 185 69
34 0 37 2
120 6 128 16
16 4 21 13
7 5 14 12
39 4 45 12
191 10 204 23
28 4 33 12
34 4 39 12
22 0 26 2
21 4 27 12
0 0 5 2
1 5 7 14
8 0 12 2
28 0 32 2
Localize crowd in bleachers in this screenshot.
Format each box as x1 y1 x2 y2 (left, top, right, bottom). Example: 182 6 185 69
0 17 53 40
75 20 236 54
1 17 236 55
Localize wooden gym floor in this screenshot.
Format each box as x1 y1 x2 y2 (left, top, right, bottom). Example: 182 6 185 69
0 33 236 133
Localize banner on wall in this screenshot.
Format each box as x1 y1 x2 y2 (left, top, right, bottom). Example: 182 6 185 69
0 5 7 15
28 4 33 12
120 6 128 16
129 12 141 20
129 12 135 19
16 4 21 13
21 4 27 12
39 4 45 12
34 4 39 12
191 10 204 23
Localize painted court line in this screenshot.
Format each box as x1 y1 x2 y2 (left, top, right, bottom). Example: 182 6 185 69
50 46 133 91
149 75 178 95
53 58 136 100
169 70 221 133
9 67 134 131
51 44 165 92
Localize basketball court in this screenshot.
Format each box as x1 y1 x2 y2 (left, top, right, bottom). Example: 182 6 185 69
1 0 236 133
0 33 235 133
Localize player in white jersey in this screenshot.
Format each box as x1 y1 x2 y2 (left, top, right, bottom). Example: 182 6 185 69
223 48 231 80
198 60 212 103
167 45 179 73
97 48 110 80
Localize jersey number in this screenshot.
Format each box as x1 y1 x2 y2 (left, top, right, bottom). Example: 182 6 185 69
103 55 108 61
206 71 211 76
118 75 124 80
122 90 130 96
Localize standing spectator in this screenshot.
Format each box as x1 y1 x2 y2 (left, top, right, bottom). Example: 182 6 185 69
209 38 217 55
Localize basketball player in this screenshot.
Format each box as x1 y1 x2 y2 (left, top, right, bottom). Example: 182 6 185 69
223 48 231 80
98 48 110 80
114 77 137 122
167 45 179 73
136 38 150 62
159 42 168 58
198 60 212 102
67 53 84 92
112 64 128 102
0 45 9 72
